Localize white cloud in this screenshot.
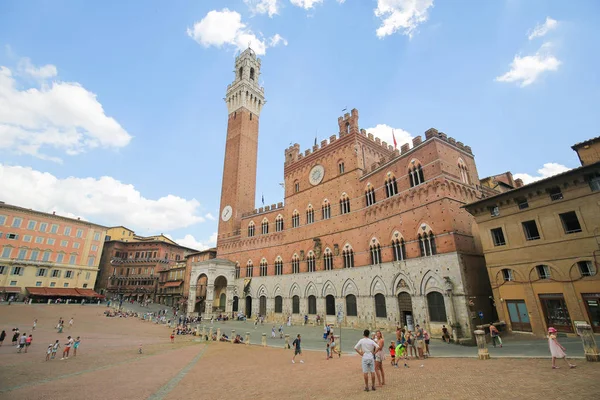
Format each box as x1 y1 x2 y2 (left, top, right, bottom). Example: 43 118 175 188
514 162 570 185
187 9 286 56
528 17 558 40
290 0 323 10
205 213 216 221
0 163 206 232
269 33 288 47
495 42 561 87
18 57 57 79
337 0 346 3
374 0 434 38
0 61 132 162
168 232 217 251
245 0 280 17
365 124 413 149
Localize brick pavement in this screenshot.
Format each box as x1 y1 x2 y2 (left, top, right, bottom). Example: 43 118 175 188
1 305 599 400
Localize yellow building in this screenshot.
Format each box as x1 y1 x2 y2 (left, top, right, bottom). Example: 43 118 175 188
464 141 600 336
105 226 177 245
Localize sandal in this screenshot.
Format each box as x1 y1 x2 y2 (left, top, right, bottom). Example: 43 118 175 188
569 365 576 369
364 387 369 392
552 366 559 369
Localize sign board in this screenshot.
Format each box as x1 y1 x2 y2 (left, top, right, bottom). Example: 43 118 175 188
337 310 344 323
478 311 484 320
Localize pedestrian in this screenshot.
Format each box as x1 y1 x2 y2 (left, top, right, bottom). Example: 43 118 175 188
279 325 284 339
17 333 27 353
304 314 308 325
12 330 19 346
33 319 37 331
389 341 396 367
442 325 450 343
325 334 331 360
489 324 502 348
51 340 60 359
73 337 81 357
61 336 73 360
329 332 340 358
548 327 576 369
139 343 143 354
46 344 53 361
170 331 175 343
405 330 416 359
25 334 32 353
423 329 431 356
69 317 74 328
271 326 276 339
292 334 304 364
395 342 409 368
395 326 402 346
415 324 425 359
354 329 379 392
374 330 386 386
287 315 291 327
0 330 5 346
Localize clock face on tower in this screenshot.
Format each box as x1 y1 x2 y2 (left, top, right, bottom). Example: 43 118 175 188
309 165 325 186
221 205 233 222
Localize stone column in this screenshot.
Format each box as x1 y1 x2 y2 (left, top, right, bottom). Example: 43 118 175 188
284 334 290 349
231 329 236 343
208 326 213 340
225 286 234 315
216 328 221 339
577 323 600 362
205 284 215 319
187 285 197 315
317 297 326 323
474 330 489 360
201 326 206 340
245 332 250 345
262 333 267 347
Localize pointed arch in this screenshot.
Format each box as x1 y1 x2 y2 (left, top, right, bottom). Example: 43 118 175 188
370 275 388 296
392 272 416 295
419 270 444 296
341 278 359 297
256 284 268 298
305 281 317 298
322 280 337 297
273 284 282 297
289 282 301 297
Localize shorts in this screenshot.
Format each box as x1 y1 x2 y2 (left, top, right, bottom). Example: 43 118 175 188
295 349 302 355
361 357 375 373
375 352 386 362
19 343 25 348
416 340 425 349
425 339 430 345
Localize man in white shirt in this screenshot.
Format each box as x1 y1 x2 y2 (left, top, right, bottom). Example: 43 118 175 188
354 329 379 392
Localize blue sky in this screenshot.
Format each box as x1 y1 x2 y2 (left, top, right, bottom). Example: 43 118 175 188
1 0 599 250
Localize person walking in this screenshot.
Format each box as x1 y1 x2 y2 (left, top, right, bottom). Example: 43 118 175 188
389 341 396 367
354 329 379 392
69 317 74 328
12 329 19 347
61 336 74 360
46 344 53 361
271 326 276 339
442 325 451 343
51 340 60 359
291 334 304 364
170 331 175 343
548 327 576 369
415 324 425 359
329 332 340 358
374 330 386 386
423 329 431 356
32 319 37 331
405 330 415 359
489 324 502 348
17 333 27 353
25 334 32 353
73 337 81 357
0 330 6 346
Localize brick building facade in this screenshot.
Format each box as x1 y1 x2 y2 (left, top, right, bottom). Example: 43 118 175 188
189 48 496 339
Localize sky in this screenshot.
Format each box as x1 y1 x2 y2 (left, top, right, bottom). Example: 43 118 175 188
1 0 599 250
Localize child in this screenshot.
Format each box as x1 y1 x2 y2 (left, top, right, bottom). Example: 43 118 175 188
73 337 80 357
170 331 175 343
326 337 331 360
271 326 276 339
389 341 396 367
46 344 53 361
51 340 60 359
395 342 409 368
548 327 576 369
25 334 32 353
139 343 143 354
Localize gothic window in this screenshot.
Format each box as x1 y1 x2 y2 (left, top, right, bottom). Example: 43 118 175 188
338 162 345 174
292 210 300 228
239 67 243 79
275 296 283 313
261 218 269 235
345 294 357 316
247 221 255 237
409 162 425 187
307 251 316 272
246 260 254 277
294 181 300 193
375 293 387 318
306 206 314 224
235 262 240 279
323 248 333 271
308 295 317 314
250 67 255 81
345 122 350 134
292 295 300 314
370 239 382 265
427 292 447 322
458 158 470 184
275 257 283 276
343 245 354 268
340 193 350 215
365 184 376 206
418 231 437 257
275 215 284 232
392 238 406 261
385 174 398 197
259 259 268 277
322 200 331 220
292 254 300 274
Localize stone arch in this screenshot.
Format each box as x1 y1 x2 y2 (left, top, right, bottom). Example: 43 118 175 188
420 270 444 296
408 158 422 169
370 275 388 296
273 284 282 297
341 278 359 297
321 280 337 297
305 281 317 297
392 272 416 295
289 282 301 297
417 222 434 235
256 284 268 298
307 203 313 210
527 262 565 281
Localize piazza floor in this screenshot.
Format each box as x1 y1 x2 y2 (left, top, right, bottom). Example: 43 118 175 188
0 304 599 400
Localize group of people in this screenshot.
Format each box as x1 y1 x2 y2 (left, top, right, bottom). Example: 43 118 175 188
0 328 34 353
393 325 431 360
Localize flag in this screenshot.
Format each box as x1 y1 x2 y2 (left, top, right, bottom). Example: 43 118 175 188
392 129 397 149
261 194 264 205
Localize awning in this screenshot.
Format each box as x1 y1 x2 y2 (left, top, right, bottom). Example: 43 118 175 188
26 287 101 297
0 286 22 293
74 288 103 298
26 287 49 296
163 281 183 288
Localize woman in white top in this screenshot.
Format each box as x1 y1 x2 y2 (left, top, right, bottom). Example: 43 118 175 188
374 330 386 386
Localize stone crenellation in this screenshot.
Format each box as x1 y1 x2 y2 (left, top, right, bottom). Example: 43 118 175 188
242 202 285 218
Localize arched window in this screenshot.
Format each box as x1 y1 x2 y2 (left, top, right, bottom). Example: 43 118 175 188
250 67 255 81
370 239 381 265
346 294 357 316
307 251 316 272
239 67 243 79
338 161 345 174
292 295 300 314
275 296 283 313
365 184 376 206
322 200 331 220
308 295 317 314
292 210 300 228
275 257 283 276
345 122 350 134
577 260 595 277
418 230 437 257
409 162 425 187
458 158 470 184
343 245 354 268
392 238 406 261
261 218 269 235
246 260 254 277
385 174 398 197
536 265 551 280
247 221 255 237
306 205 315 224
340 193 351 214
323 248 333 271
275 215 284 232
260 258 268 277
235 262 241 279
501 268 514 281
375 293 387 318
294 180 300 193
326 295 336 315
292 254 300 274
427 292 447 322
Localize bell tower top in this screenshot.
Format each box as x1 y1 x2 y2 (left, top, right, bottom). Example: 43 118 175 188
225 47 265 116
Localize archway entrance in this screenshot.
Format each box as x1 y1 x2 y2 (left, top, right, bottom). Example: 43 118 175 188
397 292 414 331
245 296 252 317
195 274 208 314
259 295 267 316
213 276 228 314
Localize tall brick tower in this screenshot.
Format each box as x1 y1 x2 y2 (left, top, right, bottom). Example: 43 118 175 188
217 48 265 240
